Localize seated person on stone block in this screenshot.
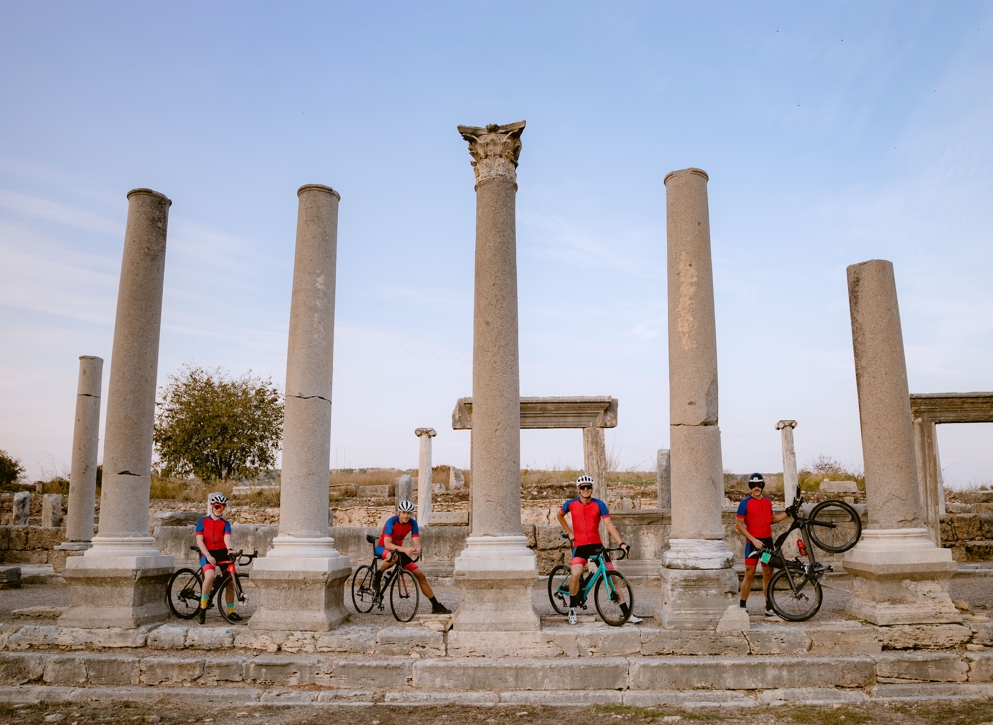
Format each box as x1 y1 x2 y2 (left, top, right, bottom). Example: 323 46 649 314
194 492 240 624
555 474 639 625
375 500 452 615
736 473 788 617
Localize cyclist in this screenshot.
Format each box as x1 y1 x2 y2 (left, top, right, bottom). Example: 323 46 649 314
194 492 240 624
555 474 638 625
736 473 788 617
373 500 452 615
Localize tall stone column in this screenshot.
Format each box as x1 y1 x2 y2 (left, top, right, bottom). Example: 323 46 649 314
415 428 436 523
60 189 174 629
658 169 738 629
843 260 959 624
60 356 104 549
249 184 351 632
582 426 609 505
452 120 539 632
777 420 799 508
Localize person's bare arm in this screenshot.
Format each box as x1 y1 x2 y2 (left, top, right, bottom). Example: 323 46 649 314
196 534 215 564
604 518 626 549
410 535 421 556
224 531 233 554
556 509 574 542
736 519 764 549
772 512 789 524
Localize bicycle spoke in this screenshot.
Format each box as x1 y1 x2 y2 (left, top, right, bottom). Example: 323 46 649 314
594 571 633 626
390 569 419 622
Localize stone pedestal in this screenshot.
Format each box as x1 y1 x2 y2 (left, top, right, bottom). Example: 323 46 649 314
842 260 959 625
12 491 29 525
42 494 63 528
396 474 413 503
415 428 436 523
452 120 539 632
61 189 174 630
657 448 671 510
777 420 799 507
249 184 350 632
63 355 103 548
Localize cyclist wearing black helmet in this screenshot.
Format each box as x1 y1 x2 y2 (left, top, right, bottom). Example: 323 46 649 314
736 473 788 617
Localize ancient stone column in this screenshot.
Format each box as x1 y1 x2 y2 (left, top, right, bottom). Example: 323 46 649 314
249 184 350 632
396 474 413 503
61 189 174 629
777 420 799 508
582 426 609 505
12 491 29 525
657 448 671 510
42 494 63 528
843 260 959 624
658 168 738 629
415 428 436 523
60 355 103 549
452 120 539 632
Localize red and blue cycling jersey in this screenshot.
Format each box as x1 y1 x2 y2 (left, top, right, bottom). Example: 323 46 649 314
737 496 774 561
561 497 610 547
377 515 419 551
195 515 231 551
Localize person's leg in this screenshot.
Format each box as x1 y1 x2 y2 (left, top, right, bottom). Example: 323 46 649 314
198 566 215 622
761 563 774 613
739 564 757 606
568 563 585 597
413 568 434 599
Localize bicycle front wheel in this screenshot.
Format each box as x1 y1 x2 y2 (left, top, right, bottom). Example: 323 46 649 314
594 570 634 626
768 567 823 622
808 500 861 553
390 569 420 622
216 574 251 624
166 568 203 620
547 564 573 615
351 565 377 613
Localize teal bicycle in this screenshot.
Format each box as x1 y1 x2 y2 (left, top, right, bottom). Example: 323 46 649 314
547 537 634 626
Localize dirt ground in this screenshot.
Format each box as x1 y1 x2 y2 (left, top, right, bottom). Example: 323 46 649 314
4 701 993 725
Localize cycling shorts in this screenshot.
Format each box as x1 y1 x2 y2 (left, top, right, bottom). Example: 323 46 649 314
200 549 234 574
744 537 775 567
374 546 419 571
571 544 614 570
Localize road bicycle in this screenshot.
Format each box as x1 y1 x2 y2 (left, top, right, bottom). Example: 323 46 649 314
350 534 421 623
547 536 634 626
166 547 258 625
761 486 862 621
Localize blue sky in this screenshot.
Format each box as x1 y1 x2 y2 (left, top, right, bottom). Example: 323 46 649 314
1 2 991 486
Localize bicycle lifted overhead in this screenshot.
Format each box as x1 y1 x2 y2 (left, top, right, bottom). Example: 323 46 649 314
166 547 258 624
351 534 422 623
547 534 635 626
762 486 862 621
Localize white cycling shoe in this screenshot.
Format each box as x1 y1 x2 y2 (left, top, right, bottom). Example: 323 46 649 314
627 614 643 624
568 608 578 625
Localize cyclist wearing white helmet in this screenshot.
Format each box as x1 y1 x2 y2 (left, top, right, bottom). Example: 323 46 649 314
736 473 788 617
373 499 451 614
194 492 239 624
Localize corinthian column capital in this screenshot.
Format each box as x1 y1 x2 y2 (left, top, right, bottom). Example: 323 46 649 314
457 120 526 188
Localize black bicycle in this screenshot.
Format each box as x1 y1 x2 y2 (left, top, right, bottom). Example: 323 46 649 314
166 547 258 624
350 534 421 622
547 536 634 626
762 487 862 621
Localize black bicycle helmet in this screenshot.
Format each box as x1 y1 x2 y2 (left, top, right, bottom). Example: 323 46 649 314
747 473 765 489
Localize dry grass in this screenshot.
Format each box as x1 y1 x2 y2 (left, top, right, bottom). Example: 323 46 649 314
797 454 865 492
149 474 233 501
330 468 405 487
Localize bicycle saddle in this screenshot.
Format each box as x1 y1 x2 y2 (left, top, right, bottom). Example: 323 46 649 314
366 534 377 544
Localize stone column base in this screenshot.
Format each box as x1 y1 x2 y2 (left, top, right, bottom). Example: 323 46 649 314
53 542 91 575
452 535 540 632
248 536 351 632
657 539 738 629
843 528 961 625
59 537 173 629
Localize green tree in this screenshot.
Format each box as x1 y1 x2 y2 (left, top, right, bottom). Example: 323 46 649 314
154 365 284 482
0 449 26 491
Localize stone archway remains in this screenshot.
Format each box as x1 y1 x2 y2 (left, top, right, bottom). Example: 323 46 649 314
911 392 993 546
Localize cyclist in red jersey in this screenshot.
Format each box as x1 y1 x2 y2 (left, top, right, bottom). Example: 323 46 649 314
373 500 451 615
194 492 239 624
556 475 637 625
736 473 788 617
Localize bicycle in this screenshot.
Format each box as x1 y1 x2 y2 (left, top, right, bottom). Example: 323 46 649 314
547 535 634 626
761 486 862 621
350 534 422 623
166 547 258 624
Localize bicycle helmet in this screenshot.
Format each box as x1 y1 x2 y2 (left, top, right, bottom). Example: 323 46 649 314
747 473 765 489
208 492 228 506
397 500 415 513
576 475 595 487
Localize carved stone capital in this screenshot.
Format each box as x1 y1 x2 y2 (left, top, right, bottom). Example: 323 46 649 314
776 420 797 430
415 427 437 438
457 120 526 188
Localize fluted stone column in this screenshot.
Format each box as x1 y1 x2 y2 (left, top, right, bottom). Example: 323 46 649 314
59 356 103 550
658 169 738 629
843 260 959 625
61 189 174 629
415 428 436 523
777 420 799 508
451 120 539 632
249 184 350 632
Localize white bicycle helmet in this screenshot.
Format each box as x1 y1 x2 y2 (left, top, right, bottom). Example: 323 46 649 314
577 475 594 487
207 492 228 513
397 500 415 513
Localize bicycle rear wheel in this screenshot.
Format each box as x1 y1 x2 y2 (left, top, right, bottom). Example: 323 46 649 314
351 565 377 613
390 569 419 622
547 564 573 615
216 574 251 624
808 500 861 553
166 568 203 620
768 567 822 622
594 570 634 626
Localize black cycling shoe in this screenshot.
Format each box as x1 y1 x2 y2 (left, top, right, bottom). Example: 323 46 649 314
196 607 206 624
431 602 452 615
226 612 244 622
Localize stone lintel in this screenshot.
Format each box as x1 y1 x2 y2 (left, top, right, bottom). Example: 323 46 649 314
452 396 618 430
909 392 993 424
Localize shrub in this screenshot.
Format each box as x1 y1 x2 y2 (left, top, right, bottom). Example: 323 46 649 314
798 454 865 491
0 449 26 492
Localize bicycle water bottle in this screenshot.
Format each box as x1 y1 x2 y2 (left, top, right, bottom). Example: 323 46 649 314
797 538 807 557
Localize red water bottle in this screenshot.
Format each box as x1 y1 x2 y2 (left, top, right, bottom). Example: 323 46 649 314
797 539 807 557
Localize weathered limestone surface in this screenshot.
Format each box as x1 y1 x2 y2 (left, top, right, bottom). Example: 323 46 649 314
656 448 670 510
249 185 350 632
12 492 30 526
61 189 174 629
415 428 436 523
62 356 103 547
843 260 959 626
776 420 798 507
42 495 63 529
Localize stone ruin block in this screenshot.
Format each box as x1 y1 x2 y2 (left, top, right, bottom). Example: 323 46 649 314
449 467 465 490
427 511 468 526
819 480 859 494
42 494 63 528
12 491 30 526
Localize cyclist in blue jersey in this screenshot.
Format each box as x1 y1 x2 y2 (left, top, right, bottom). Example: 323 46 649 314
373 500 451 615
556 475 637 625
736 473 788 617
194 492 239 624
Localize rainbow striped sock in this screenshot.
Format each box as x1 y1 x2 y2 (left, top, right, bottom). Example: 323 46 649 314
226 602 234 614
200 595 209 609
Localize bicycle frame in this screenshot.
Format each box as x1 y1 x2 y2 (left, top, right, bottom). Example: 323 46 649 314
767 499 829 594
557 547 624 605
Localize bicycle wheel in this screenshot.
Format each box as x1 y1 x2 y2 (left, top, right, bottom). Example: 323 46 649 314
594 570 634 627
166 568 203 620
351 565 377 613
216 574 250 624
390 569 419 622
547 564 573 615
808 500 861 553
768 567 823 622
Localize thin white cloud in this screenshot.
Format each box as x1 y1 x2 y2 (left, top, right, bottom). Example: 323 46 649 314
0 188 123 235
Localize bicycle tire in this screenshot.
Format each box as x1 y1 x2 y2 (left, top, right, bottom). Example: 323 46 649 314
808 500 861 553
390 569 419 622
547 564 573 615
166 568 203 620
768 567 823 622
594 570 634 627
216 574 248 624
351 565 377 613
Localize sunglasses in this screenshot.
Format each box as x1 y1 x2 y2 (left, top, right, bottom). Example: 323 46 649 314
212 503 226 509
578 485 593 491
